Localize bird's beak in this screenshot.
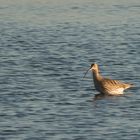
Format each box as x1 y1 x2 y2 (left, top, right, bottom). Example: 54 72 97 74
82 67 91 79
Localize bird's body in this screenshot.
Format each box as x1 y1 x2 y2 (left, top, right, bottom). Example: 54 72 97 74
89 63 133 95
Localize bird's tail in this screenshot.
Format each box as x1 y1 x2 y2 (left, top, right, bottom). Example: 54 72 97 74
124 83 134 89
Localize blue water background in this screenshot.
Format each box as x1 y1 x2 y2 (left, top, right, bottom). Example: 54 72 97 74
0 0 140 139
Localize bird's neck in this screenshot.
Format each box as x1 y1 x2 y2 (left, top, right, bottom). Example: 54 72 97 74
92 70 102 81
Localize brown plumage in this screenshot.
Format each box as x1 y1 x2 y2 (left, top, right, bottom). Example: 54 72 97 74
87 63 133 95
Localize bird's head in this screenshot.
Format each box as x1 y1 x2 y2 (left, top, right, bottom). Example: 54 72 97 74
90 63 99 72
82 63 99 79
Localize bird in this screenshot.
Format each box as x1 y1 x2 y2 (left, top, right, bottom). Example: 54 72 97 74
83 63 133 96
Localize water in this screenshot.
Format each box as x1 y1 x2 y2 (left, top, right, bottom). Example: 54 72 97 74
0 0 140 139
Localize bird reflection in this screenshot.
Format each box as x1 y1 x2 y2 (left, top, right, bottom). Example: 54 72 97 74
93 92 127 101
93 93 105 100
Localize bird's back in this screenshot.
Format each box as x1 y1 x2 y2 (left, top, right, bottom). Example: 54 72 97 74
98 78 132 95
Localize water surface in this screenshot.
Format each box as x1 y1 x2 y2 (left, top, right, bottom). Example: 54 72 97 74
0 0 140 139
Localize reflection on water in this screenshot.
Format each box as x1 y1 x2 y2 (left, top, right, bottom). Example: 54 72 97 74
93 93 133 101
0 0 140 140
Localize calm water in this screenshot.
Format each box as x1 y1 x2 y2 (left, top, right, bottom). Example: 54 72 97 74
0 0 140 139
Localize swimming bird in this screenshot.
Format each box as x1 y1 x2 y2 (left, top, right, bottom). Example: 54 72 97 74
83 63 133 95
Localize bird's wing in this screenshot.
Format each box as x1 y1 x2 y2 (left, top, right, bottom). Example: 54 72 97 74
100 78 125 90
